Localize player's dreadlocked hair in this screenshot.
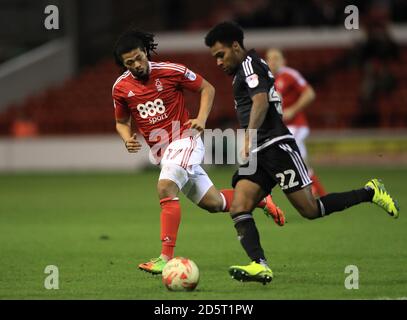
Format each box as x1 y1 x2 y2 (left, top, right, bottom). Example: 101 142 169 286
204 21 245 49
114 28 158 67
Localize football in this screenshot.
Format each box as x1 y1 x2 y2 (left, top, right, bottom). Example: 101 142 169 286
162 257 200 291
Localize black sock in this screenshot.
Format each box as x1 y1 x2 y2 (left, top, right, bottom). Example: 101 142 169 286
318 187 374 216
232 212 266 263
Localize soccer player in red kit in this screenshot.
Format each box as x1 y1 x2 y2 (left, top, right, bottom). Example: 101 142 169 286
266 48 326 197
112 29 285 274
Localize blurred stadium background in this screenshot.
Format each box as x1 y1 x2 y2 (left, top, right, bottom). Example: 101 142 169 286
1 0 406 299
0 0 406 170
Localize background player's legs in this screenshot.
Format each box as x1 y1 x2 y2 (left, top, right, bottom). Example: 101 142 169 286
308 168 327 197
230 179 268 263
288 125 326 197
285 184 374 220
287 126 308 159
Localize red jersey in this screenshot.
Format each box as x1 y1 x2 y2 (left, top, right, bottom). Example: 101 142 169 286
112 61 203 148
274 66 309 127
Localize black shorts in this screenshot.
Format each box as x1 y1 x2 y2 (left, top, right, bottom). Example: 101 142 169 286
232 139 313 194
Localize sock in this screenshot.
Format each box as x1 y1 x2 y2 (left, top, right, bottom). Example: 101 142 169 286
259 258 269 268
318 187 374 217
232 212 266 262
220 189 267 212
160 197 181 259
159 254 170 262
310 173 327 197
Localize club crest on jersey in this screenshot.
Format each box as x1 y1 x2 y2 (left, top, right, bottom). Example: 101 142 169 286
246 74 259 88
155 79 164 92
184 69 197 81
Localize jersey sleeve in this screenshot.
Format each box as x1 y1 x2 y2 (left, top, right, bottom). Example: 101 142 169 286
112 86 130 120
243 60 272 98
171 63 203 92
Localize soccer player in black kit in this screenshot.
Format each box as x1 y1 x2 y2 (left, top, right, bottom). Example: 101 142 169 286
205 22 400 284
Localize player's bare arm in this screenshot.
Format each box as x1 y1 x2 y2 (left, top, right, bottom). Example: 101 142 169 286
116 116 141 153
185 78 215 133
283 85 315 122
244 92 269 157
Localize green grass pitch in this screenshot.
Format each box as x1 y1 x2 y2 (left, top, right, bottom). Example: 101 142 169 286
0 166 406 299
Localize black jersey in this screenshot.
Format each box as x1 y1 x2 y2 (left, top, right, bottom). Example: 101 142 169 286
232 49 294 152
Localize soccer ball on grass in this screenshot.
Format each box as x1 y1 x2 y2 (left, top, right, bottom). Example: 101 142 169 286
162 257 199 291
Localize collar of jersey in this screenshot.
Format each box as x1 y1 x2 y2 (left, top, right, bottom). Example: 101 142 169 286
244 49 257 60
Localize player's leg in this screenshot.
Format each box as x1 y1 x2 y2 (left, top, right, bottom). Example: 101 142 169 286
286 181 399 220
182 134 266 214
229 179 268 259
182 165 220 212
157 176 183 260
223 186 284 225
174 149 281 269
228 178 273 284
138 163 187 274
199 187 284 225
278 141 399 219
188 170 285 226
181 165 248 213
284 186 320 219
177 152 285 224
139 136 205 274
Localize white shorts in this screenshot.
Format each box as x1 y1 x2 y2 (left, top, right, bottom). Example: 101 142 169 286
161 136 205 170
159 137 213 204
287 125 310 160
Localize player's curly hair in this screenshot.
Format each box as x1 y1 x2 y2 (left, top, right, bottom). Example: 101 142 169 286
114 28 158 67
204 21 245 49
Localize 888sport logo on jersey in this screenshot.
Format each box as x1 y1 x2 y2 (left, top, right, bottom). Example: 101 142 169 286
136 98 169 124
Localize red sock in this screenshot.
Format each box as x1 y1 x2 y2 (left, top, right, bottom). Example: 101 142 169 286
311 174 327 197
220 189 266 212
160 197 181 259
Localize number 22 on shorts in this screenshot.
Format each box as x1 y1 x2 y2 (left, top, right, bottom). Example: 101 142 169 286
276 169 299 190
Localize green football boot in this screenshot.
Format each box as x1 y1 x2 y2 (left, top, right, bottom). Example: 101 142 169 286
229 261 273 285
366 178 400 218
138 257 167 274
